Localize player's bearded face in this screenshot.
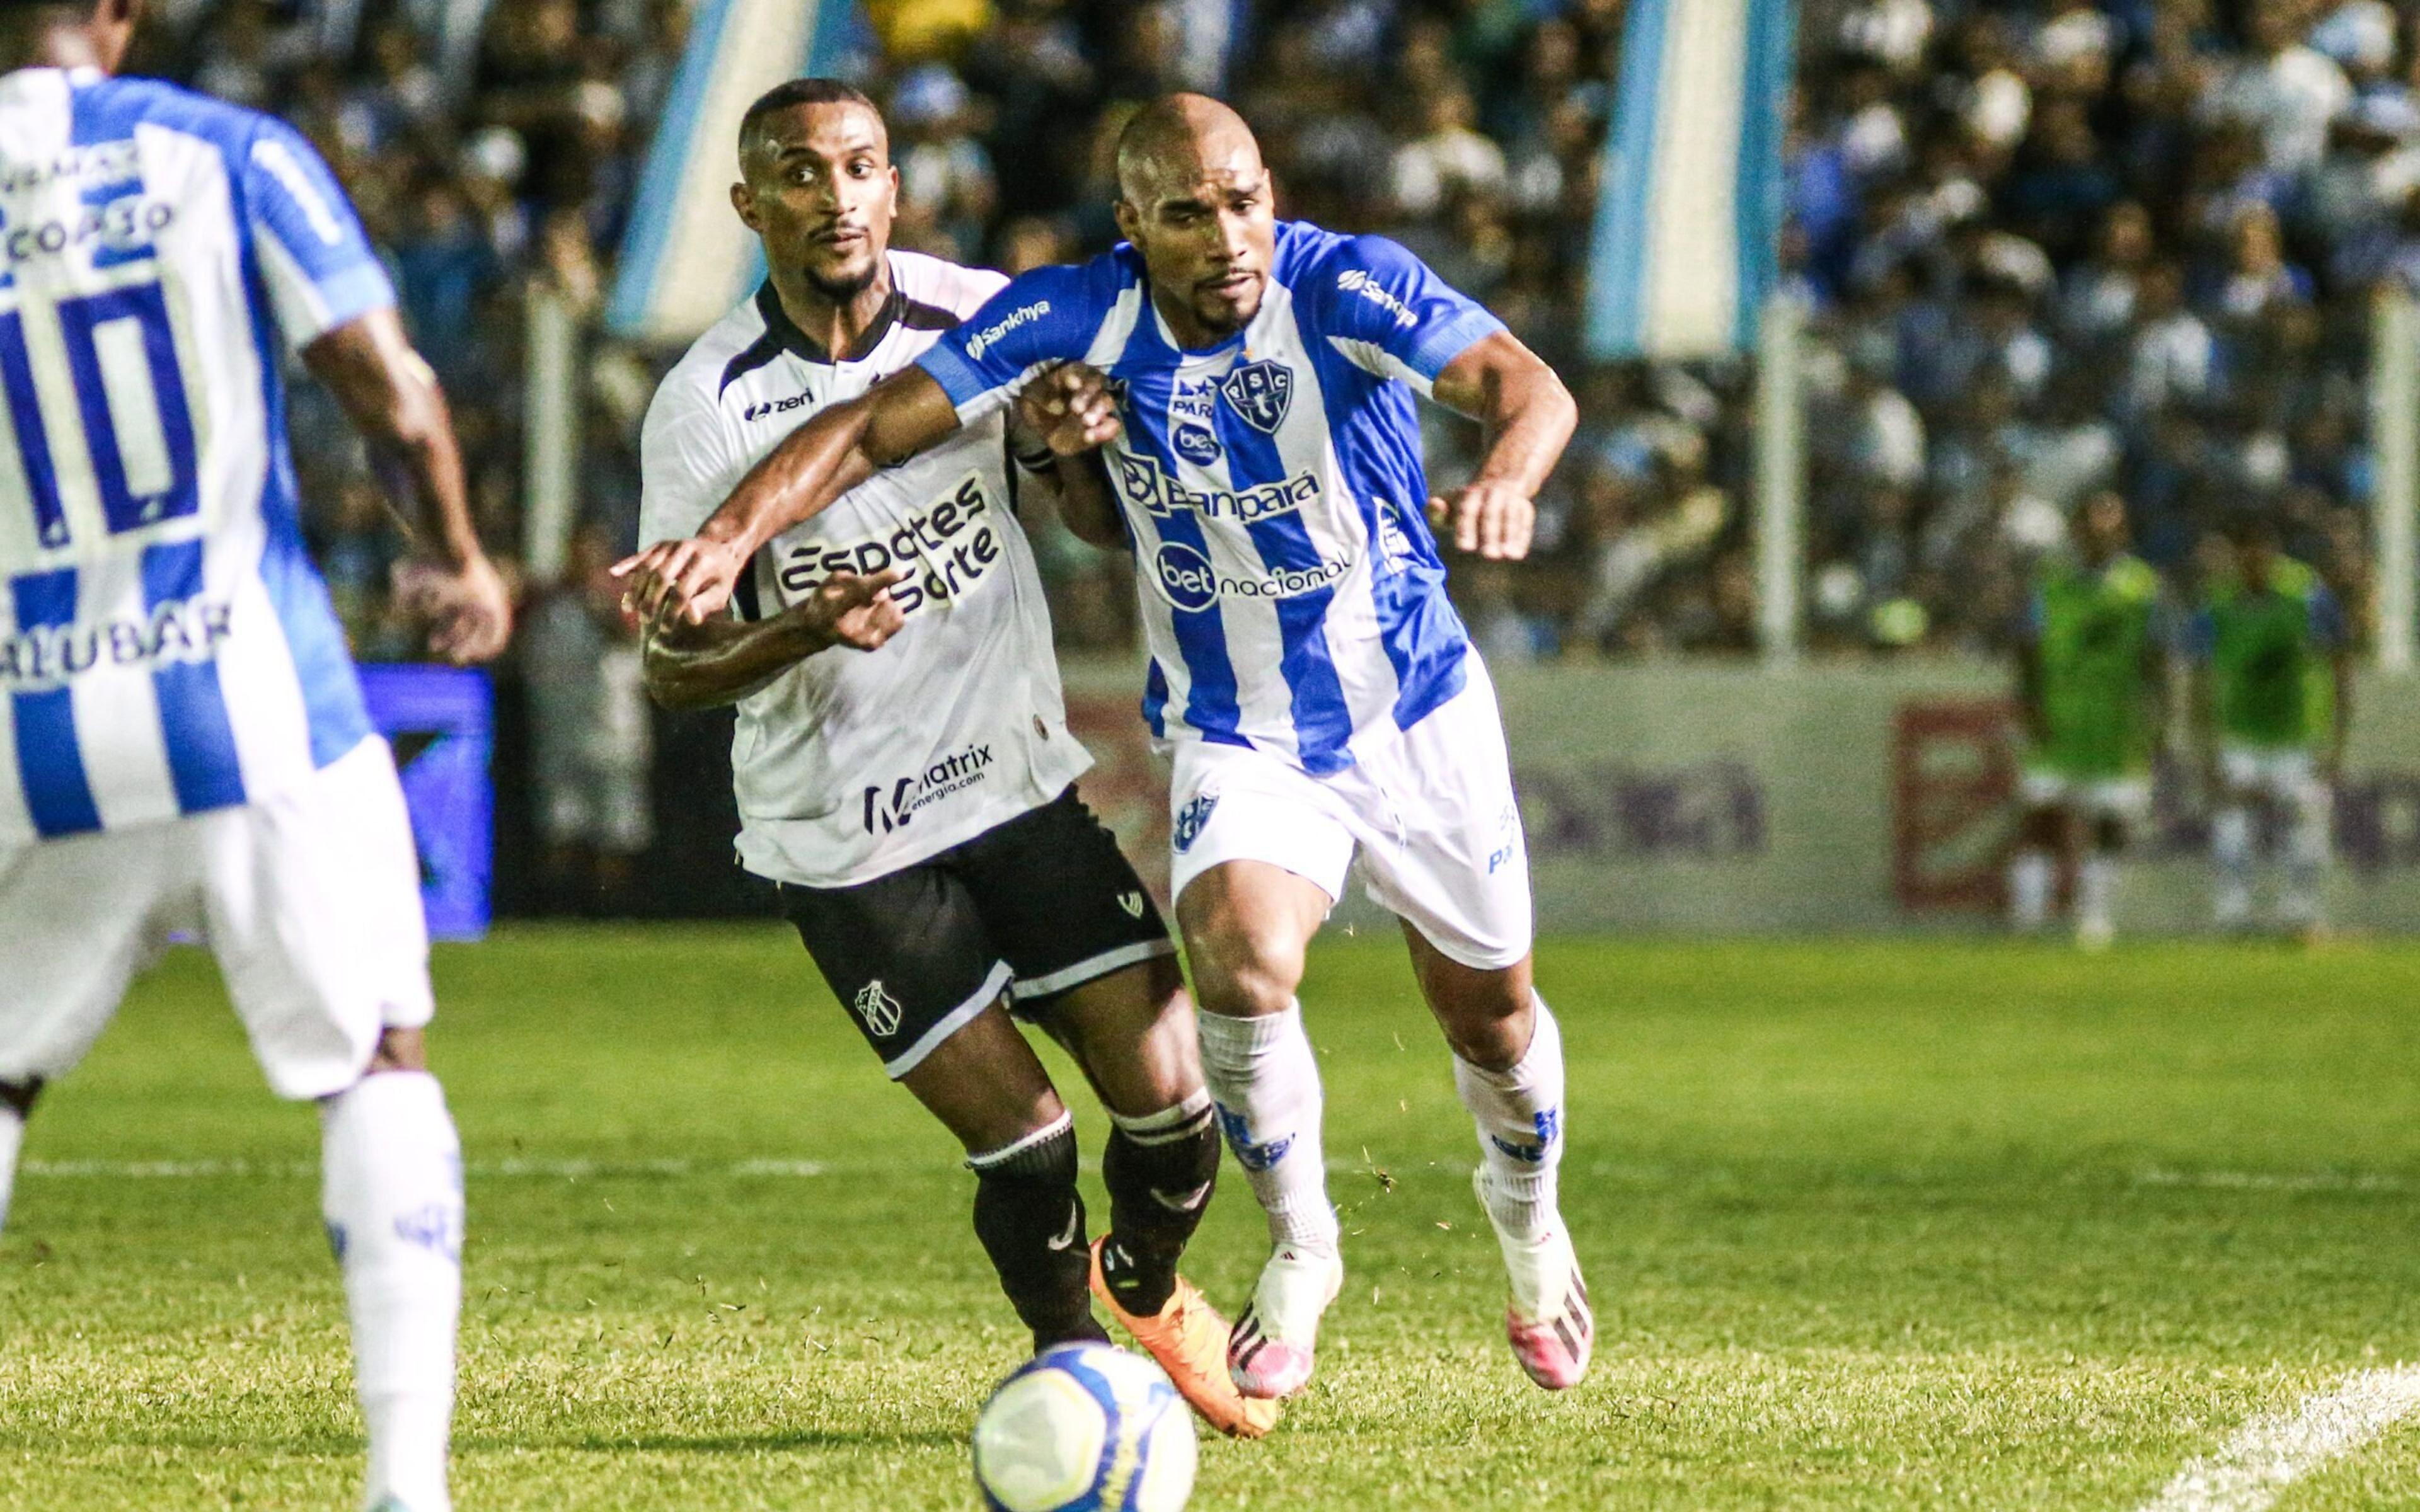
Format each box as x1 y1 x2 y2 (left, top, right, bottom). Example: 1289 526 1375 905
742 104 897 301
1126 167 1276 341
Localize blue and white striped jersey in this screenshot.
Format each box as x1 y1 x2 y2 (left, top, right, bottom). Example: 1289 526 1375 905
0 67 390 846
918 220 1504 777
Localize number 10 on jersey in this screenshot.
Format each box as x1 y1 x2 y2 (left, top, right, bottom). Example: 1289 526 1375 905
0 274 199 563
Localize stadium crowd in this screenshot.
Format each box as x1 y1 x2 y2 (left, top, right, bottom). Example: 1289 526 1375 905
127 0 2400 885
151 0 2396 662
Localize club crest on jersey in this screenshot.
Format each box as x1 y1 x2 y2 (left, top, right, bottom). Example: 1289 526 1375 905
1220 360 1293 433
854 980 904 1039
1117 891 1147 919
1173 793 1218 853
1173 423 1221 465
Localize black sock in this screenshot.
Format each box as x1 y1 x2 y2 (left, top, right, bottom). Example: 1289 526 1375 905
1098 1092 1219 1317
969 1114 1107 1351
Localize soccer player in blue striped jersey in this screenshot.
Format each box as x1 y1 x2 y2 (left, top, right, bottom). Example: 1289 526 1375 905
622 94 1591 1397
0 5 509 1509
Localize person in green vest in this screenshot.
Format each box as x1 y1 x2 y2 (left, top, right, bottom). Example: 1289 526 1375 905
2186 512 2352 936
2008 491 2169 949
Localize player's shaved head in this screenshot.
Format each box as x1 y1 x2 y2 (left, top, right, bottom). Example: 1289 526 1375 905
1111 94 1277 347
1114 93 1262 207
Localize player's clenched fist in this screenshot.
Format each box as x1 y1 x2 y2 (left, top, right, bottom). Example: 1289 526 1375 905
395 554 514 666
1015 361 1123 456
1428 479 1537 561
613 532 749 625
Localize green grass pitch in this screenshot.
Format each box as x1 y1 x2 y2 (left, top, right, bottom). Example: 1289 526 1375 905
4 928 2419 1509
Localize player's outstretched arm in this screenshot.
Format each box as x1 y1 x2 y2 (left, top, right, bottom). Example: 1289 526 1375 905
304 308 512 664
640 569 909 711
1426 331 1577 561
1014 362 1126 549
616 368 963 625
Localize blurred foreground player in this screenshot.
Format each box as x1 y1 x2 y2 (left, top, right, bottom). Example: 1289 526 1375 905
0 3 512 1509
621 94 1591 1399
2188 514 2351 937
2007 492 2165 949
631 81 1269 1436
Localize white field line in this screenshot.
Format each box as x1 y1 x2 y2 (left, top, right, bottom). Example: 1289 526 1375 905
2135 1169 2415 1195
2137 1366 2420 1512
21 1157 826 1180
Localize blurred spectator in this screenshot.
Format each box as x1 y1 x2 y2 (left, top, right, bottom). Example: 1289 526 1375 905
890 64 998 263
523 529 655 913
2200 3 2349 173
2123 263 2216 418
1390 82 1506 220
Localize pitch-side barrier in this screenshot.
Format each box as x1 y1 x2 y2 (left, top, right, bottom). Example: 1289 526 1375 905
1061 659 2420 937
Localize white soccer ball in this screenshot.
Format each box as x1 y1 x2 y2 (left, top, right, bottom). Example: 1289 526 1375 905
972 1341 1198 1512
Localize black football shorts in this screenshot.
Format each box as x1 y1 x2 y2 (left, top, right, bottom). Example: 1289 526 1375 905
779 786 1177 1078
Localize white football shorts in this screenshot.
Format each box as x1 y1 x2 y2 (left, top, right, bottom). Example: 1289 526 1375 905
0 735 432 1101
2017 767 2152 822
1165 658 1533 971
2219 744 2325 806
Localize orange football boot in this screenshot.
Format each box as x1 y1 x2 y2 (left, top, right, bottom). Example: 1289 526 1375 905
1089 1237 1281 1440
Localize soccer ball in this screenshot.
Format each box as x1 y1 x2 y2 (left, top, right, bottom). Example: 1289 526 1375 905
971 1341 1198 1512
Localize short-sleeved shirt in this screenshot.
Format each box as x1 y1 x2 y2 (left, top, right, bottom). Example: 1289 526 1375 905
917 220 1506 777
0 67 396 845
638 251 1090 888
2022 551 2164 777
2186 558 2345 748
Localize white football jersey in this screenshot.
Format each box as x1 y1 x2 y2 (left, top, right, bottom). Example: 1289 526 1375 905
639 251 1090 888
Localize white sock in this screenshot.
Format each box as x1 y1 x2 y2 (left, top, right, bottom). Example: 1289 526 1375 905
1196 1003 1339 1256
322 1072 463 1512
0 1108 21 1234
1455 995 1565 1241
2213 807 2253 925
2076 854 2117 937
2282 789 2332 926
2008 850 2053 930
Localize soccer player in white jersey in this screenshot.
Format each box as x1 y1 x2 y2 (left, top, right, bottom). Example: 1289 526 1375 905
0 3 510 1509
623 94 1590 1398
632 80 1272 1438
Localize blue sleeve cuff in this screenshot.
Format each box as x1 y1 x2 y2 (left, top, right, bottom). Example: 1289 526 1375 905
311 262 397 337
918 342 993 410
1407 306 1507 381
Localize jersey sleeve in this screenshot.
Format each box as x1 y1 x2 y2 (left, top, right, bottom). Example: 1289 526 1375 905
242 117 396 351
1301 234 1507 397
638 375 745 549
915 265 1101 426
